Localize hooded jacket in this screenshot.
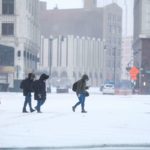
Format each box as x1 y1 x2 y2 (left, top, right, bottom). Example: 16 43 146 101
33 74 49 100
20 73 35 96
76 74 89 94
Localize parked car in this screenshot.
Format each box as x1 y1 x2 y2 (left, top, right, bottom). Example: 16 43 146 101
102 84 115 95
115 80 133 95
99 84 104 91
56 86 69 93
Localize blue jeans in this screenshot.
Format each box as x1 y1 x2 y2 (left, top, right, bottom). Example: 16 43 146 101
36 99 45 112
23 93 33 111
74 93 86 111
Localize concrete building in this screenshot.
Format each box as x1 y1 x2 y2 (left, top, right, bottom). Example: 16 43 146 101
84 0 97 10
102 4 122 84
133 0 150 94
39 0 122 85
40 35 104 87
0 0 40 89
121 36 133 80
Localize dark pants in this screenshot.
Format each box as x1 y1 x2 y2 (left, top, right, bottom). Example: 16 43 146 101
74 93 86 111
36 99 45 112
23 93 33 111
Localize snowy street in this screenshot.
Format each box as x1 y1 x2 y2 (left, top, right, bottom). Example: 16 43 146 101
0 90 150 149
1 147 150 150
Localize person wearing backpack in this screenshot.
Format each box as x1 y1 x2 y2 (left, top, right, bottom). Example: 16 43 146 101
20 73 35 113
33 73 49 113
72 74 89 113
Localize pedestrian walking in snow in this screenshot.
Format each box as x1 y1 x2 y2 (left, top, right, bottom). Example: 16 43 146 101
33 73 49 113
20 73 35 113
72 74 89 113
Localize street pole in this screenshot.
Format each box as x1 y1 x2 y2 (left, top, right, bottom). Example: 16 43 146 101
103 41 106 85
114 47 116 85
49 36 53 93
139 50 142 94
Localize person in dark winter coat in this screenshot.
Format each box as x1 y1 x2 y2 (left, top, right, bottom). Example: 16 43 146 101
20 73 35 113
72 74 89 113
33 73 49 113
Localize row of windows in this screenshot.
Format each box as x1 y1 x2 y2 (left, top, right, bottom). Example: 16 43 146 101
17 50 39 62
107 38 121 46
108 14 121 23
108 25 121 34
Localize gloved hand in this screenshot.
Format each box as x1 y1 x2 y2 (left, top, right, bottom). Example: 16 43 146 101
85 86 90 89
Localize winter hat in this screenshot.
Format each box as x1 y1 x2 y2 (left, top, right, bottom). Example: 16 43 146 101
40 73 49 80
82 74 89 81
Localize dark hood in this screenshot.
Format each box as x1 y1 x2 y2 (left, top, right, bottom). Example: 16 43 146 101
39 74 49 81
82 74 89 81
28 73 35 80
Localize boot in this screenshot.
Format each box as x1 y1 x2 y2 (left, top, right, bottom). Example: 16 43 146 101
22 109 28 113
81 110 87 113
30 109 35 113
72 106 75 112
37 110 42 113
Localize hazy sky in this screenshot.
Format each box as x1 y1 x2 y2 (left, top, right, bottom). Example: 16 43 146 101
40 0 133 37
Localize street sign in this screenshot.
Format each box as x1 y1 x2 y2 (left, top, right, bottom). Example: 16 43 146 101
129 66 139 80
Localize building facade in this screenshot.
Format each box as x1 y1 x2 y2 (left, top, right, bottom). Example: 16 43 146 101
133 0 150 94
102 3 122 84
39 0 122 86
121 36 133 80
0 0 40 89
40 35 104 87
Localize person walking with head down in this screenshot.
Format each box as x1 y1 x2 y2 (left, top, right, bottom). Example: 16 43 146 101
20 73 35 113
72 74 89 113
33 73 49 113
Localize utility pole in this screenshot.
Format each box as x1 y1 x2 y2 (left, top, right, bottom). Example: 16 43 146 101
49 36 53 93
114 48 116 85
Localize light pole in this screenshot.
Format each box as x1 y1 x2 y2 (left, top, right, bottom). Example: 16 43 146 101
102 39 107 85
113 47 116 85
59 35 64 67
48 36 53 93
139 50 142 94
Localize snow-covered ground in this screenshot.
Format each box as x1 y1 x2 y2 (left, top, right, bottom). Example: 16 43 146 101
0 88 150 148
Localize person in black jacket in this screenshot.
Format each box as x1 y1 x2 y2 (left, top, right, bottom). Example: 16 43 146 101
72 74 89 113
33 73 49 113
20 73 35 113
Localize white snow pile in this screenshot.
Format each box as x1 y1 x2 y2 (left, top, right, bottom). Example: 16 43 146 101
0 90 150 148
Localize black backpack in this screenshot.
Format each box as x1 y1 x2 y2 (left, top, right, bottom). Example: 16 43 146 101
72 81 78 92
20 80 25 89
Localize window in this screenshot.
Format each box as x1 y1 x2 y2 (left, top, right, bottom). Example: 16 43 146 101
0 45 14 66
17 51 21 57
2 23 14 36
2 0 14 15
